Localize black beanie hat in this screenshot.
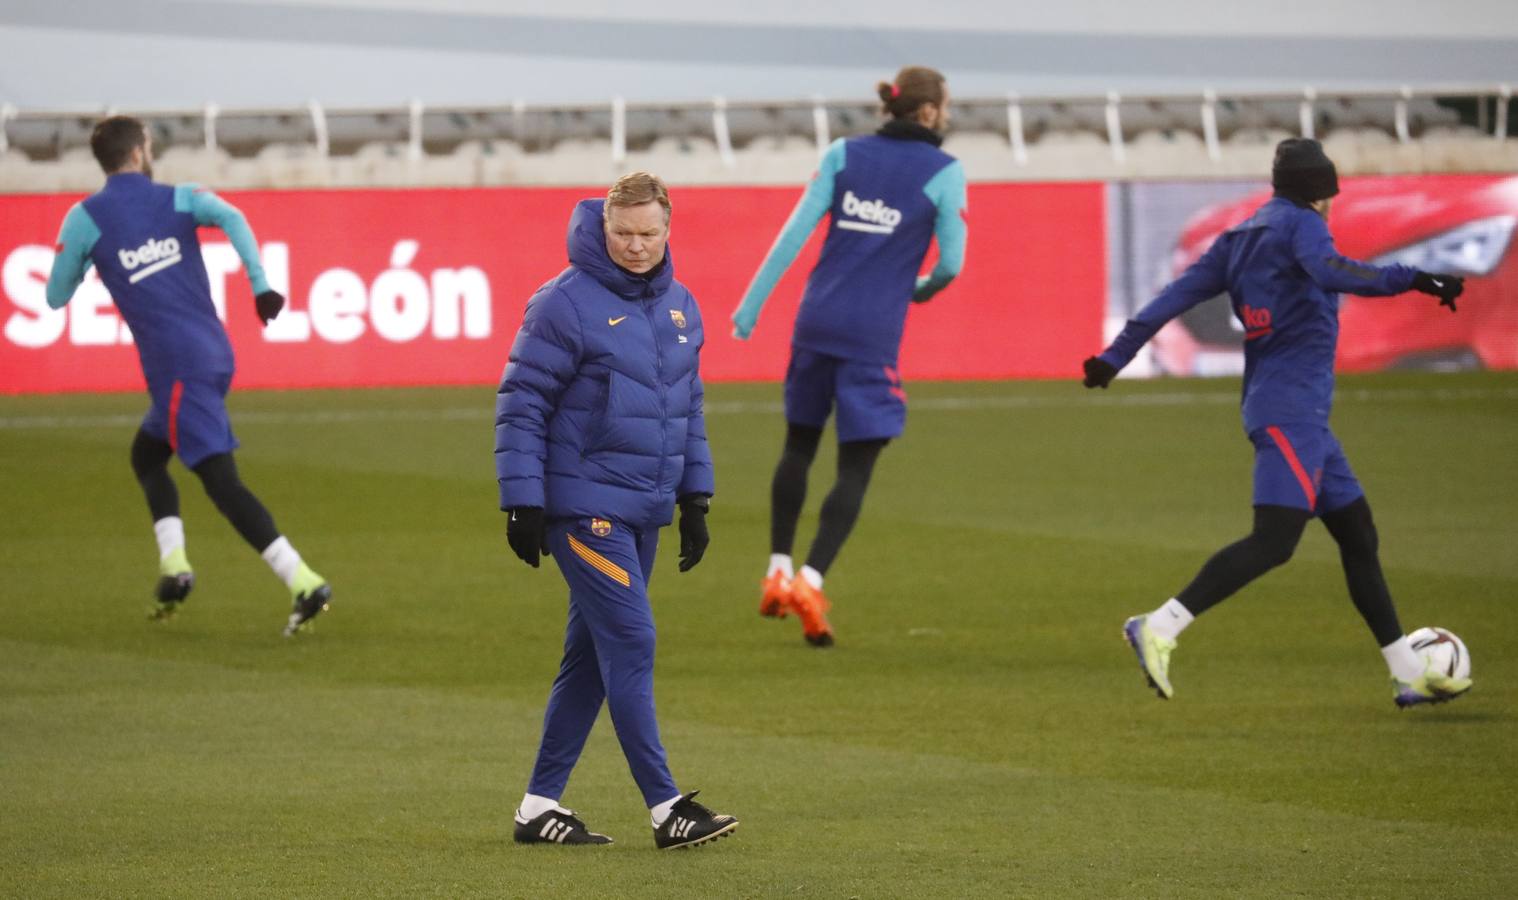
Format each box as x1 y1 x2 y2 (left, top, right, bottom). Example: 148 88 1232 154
1272 138 1339 203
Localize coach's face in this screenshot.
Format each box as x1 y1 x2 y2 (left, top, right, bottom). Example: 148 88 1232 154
604 201 669 274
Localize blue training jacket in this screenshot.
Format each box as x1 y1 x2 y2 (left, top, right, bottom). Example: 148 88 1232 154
731 126 967 366
46 172 271 379
1100 196 1418 432
494 199 714 528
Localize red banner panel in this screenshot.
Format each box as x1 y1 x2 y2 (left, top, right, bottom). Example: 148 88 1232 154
0 183 1105 394
1107 175 1518 377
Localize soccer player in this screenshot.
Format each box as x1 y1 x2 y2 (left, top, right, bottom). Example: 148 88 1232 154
1083 138 1471 708
731 66 968 647
45 116 331 636
496 172 738 849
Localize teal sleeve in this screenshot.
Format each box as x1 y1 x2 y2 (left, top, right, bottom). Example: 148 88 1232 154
46 203 101 309
731 138 846 339
914 160 968 302
176 183 271 295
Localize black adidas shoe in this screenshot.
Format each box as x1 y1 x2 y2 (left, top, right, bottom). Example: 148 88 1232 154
149 572 194 620
513 808 613 846
282 583 332 637
653 791 739 850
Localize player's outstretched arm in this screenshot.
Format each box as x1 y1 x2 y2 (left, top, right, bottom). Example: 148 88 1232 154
1289 210 1420 298
913 160 968 303
730 139 844 339
45 204 101 309
177 184 284 323
1083 237 1230 388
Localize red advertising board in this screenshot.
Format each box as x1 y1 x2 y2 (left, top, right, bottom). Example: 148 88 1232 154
0 183 1106 394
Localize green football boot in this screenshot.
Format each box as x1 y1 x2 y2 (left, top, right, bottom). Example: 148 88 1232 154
1123 615 1176 700
150 547 194 620
282 563 332 637
1392 667 1472 709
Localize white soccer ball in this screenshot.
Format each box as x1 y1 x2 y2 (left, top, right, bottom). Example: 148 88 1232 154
1408 627 1471 680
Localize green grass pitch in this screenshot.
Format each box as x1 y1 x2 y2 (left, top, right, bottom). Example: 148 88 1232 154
2 371 1515 897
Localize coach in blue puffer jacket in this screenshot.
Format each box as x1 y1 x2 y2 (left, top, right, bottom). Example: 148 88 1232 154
492 173 737 849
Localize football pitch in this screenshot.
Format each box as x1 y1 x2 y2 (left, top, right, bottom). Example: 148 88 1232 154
2 371 1515 898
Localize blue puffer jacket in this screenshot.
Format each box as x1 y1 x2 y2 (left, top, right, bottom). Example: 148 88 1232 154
495 198 713 528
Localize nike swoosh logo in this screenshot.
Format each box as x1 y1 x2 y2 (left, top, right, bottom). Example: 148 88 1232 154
608 316 627 326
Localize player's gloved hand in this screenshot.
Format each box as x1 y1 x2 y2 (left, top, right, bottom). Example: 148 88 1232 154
1411 272 1464 312
255 290 286 325
912 275 935 304
506 506 547 568
676 495 710 573
1082 356 1118 389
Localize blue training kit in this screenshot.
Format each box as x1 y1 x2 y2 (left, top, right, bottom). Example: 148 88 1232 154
784 349 908 443
731 123 967 441
46 173 271 466
496 197 713 808
1250 423 1363 513
1099 196 1420 514
528 516 677 807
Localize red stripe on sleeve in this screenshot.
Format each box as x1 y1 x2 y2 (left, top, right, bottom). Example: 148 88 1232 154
1266 425 1317 508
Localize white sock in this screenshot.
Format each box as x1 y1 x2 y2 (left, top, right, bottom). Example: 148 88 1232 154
1146 598 1194 641
768 554 794 580
516 793 560 822
1381 636 1425 682
153 516 185 561
260 536 303 588
650 793 681 828
798 565 823 591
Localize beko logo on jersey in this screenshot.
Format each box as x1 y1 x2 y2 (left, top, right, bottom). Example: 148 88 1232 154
838 191 902 235
118 237 183 284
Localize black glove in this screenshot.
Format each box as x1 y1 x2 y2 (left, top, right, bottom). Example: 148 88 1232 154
1082 356 1117 389
676 495 710 573
505 506 547 568
1411 272 1464 312
255 290 286 325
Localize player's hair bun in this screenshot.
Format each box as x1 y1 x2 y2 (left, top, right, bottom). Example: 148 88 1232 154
876 67 946 119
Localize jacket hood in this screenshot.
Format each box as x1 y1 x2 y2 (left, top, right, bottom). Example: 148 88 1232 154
566 198 675 301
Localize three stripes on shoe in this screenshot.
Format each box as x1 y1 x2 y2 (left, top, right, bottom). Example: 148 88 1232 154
537 816 575 843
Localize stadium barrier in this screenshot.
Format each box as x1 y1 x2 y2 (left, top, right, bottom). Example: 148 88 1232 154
2 86 1515 192
3 174 1514 395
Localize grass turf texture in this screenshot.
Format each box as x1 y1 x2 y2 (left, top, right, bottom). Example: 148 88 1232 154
2 371 1515 898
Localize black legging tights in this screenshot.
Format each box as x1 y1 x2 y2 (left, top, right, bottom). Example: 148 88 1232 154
129 429 280 553
769 423 888 577
1176 498 1402 646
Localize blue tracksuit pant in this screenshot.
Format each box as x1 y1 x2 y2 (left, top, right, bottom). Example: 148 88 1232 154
526 516 679 808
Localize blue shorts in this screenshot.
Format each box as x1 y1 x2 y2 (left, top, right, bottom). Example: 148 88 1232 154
1250 424 1363 515
783 348 906 443
141 373 239 468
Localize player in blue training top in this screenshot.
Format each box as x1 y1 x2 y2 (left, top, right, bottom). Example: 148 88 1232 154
1083 138 1470 709
732 66 967 647
46 116 331 636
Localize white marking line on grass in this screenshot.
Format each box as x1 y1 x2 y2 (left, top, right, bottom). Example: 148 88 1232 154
1 385 1514 431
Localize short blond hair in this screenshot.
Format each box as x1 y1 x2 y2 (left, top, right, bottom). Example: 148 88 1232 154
606 171 671 220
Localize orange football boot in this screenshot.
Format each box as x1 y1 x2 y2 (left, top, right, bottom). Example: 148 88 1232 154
788 578 835 647
760 571 792 618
